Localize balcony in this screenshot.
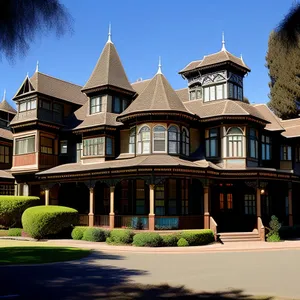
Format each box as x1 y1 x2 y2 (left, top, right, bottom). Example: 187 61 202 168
39 153 58 168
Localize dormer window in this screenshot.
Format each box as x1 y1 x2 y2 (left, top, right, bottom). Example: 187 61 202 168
189 86 202 100
204 84 225 102
90 96 102 114
19 99 36 112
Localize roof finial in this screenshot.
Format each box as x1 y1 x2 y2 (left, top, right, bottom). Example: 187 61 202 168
221 32 226 51
107 23 112 43
157 56 162 74
2 89 6 101
36 60 39 72
26 72 29 78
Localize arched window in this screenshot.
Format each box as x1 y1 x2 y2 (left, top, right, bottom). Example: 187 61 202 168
153 125 167 153
129 127 135 154
137 126 150 154
182 127 190 156
227 127 243 157
168 125 180 154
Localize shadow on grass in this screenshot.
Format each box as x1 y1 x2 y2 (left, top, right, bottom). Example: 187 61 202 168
0 251 273 299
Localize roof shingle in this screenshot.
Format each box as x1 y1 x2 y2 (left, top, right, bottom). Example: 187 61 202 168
0 99 16 114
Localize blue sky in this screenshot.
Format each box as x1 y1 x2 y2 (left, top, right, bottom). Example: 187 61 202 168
0 0 295 108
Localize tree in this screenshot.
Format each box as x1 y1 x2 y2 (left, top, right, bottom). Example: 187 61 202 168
242 96 250 104
266 31 300 119
0 0 71 60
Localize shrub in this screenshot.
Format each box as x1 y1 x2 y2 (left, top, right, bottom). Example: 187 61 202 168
161 234 179 247
22 206 78 239
177 238 189 247
82 227 106 242
267 233 281 242
71 226 88 240
266 215 281 242
132 233 162 247
107 229 134 245
8 228 22 237
0 196 40 228
180 230 215 246
0 229 8 237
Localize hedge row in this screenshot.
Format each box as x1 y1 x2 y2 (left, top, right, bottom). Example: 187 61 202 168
71 227 215 247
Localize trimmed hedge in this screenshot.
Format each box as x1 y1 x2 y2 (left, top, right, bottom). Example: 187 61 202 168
132 233 162 247
161 234 179 247
71 226 88 240
180 230 214 246
22 206 78 239
0 196 40 228
177 238 189 247
82 228 106 242
107 229 134 245
8 228 22 237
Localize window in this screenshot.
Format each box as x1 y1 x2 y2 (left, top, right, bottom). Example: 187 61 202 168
155 184 165 215
168 179 177 215
15 136 35 155
204 87 209 102
262 135 272 160
206 128 219 157
182 127 189 156
137 126 150 154
189 87 202 100
129 128 135 154
83 137 105 156
210 86 215 100
204 84 225 102
76 143 82 162
262 194 270 215
244 194 256 215
196 89 202 99
40 137 53 154
238 87 243 100
122 99 130 111
0 184 14 195
168 125 180 154
227 127 243 157
90 96 102 114
0 146 9 163
229 83 243 100
248 128 258 159
216 85 223 100
153 126 166 152
219 193 224 210
19 99 36 112
189 91 196 100
60 140 67 154
106 137 113 155
219 193 233 210
53 103 63 122
40 99 51 110
281 145 292 161
136 180 145 214
113 97 121 113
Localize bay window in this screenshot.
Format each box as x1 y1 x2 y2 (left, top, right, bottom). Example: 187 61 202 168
15 136 35 155
153 126 166 152
40 137 53 154
19 98 36 112
137 126 150 154
262 135 272 160
248 128 258 159
205 128 219 158
227 127 243 157
182 127 190 156
168 125 180 154
83 137 105 156
129 128 136 154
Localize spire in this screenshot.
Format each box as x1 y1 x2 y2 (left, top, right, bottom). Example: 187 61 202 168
157 56 162 74
107 23 113 44
36 60 39 72
2 89 6 101
221 32 226 51
240 53 244 62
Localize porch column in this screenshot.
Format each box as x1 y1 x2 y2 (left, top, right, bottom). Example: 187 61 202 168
149 184 155 231
45 188 50 206
256 187 261 218
204 186 210 229
288 184 293 227
109 186 115 229
88 187 94 227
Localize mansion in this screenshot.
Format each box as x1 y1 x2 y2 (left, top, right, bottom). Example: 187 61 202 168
1 31 300 235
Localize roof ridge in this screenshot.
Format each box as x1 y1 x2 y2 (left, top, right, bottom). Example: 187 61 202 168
222 101 229 114
175 87 188 91
234 100 250 114
131 78 151 85
37 71 83 88
160 74 171 110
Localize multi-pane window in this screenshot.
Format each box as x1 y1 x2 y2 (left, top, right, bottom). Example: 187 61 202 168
0 146 9 163
189 87 202 100
40 137 53 154
205 128 219 158
129 128 135 154
153 126 166 152
227 127 243 157
168 179 177 215
182 127 190 156
15 136 35 155
0 184 14 195
229 83 243 100
244 194 256 215
113 97 121 113
281 145 292 161
136 180 145 214
40 99 51 110
137 126 150 154
19 99 36 112
248 128 258 159
90 96 102 114
83 137 105 156
203 84 225 102
60 140 68 154
219 193 233 210
155 184 165 215
106 137 113 155
262 135 272 160
168 126 180 154
53 103 63 122
76 143 82 162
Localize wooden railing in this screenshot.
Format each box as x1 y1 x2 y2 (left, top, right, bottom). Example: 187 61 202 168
209 216 218 238
39 153 58 167
257 217 265 241
94 215 109 227
79 214 88 226
155 215 203 230
115 215 149 230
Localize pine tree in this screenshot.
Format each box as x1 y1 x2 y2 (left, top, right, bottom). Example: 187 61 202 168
266 31 300 119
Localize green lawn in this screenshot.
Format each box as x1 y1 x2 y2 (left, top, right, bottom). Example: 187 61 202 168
0 246 91 265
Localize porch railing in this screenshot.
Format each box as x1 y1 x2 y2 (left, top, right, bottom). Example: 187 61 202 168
79 214 88 226
209 216 218 238
115 215 149 230
95 215 109 227
155 215 204 230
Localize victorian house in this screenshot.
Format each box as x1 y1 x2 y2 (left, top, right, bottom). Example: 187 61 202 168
4 30 300 237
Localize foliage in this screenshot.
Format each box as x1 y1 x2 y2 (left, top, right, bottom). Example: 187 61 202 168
180 230 215 246
0 196 40 228
7 228 22 237
132 233 162 247
82 227 106 242
71 226 88 240
22 205 78 239
161 234 179 247
266 215 281 242
177 238 189 247
266 31 300 119
107 229 134 245
243 96 250 104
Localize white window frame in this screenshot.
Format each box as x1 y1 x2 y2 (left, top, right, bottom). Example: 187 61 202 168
153 125 167 153
90 96 102 115
168 125 180 154
226 127 243 158
137 125 151 154
129 127 136 154
15 135 35 155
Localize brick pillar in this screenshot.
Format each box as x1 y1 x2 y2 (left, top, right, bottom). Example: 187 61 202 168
45 188 50 206
289 186 293 227
149 184 155 231
88 187 94 227
109 186 115 229
204 186 210 229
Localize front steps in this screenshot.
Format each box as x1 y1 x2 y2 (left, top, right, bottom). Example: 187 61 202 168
217 230 261 243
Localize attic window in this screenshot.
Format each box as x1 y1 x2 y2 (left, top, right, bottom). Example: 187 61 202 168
90 96 102 114
189 87 202 100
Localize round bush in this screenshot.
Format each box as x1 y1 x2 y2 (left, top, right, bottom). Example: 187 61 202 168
161 234 179 247
22 206 78 239
8 228 22 237
177 238 189 247
0 196 40 228
132 233 162 247
180 230 214 246
82 227 106 242
71 226 88 240
108 229 134 245
267 233 281 242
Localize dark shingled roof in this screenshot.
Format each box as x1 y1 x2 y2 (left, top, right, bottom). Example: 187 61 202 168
0 99 16 114
82 41 135 93
131 79 151 95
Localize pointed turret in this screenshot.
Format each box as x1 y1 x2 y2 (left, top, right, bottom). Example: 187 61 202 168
0 90 16 114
